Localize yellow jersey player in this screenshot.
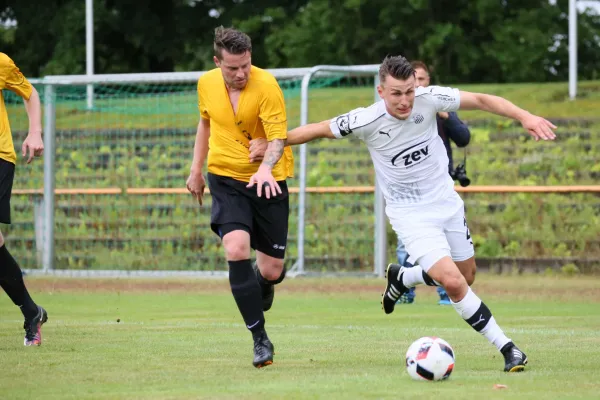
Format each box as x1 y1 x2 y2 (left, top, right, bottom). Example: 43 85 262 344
0 53 47 346
186 27 293 368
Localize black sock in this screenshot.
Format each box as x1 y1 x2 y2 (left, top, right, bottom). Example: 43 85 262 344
228 259 265 333
255 263 286 291
0 245 38 319
422 271 439 286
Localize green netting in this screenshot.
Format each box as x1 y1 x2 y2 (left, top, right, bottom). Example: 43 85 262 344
4 75 350 115
2 74 600 272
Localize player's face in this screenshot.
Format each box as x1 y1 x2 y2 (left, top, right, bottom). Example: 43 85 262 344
214 50 252 90
414 68 430 88
378 75 416 120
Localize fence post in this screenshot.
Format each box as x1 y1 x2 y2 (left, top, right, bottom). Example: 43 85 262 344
42 84 56 272
290 72 314 276
33 195 44 268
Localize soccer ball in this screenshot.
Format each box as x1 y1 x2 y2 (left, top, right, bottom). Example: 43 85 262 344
405 336 455 381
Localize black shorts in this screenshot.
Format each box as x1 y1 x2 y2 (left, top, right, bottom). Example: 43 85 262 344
207 172 289 259
0 158 15 224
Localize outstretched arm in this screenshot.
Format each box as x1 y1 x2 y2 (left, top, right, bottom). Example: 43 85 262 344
459 91 556 141
286 120 336 145
249 119 336 162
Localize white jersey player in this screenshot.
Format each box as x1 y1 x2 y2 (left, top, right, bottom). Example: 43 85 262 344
250 55 556 372
330 85 460 207
328 86 477 276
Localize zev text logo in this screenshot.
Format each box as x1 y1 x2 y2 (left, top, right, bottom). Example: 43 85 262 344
391 140 430 167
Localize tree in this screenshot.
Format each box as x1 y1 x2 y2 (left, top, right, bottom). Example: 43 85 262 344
0 0 597 82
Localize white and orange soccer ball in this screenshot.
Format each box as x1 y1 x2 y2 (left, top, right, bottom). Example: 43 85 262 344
405 336 455 381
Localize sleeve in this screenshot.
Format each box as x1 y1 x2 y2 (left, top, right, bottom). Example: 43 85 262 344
443 112 471 147
0 54 33 100
328 107 369 140
196 78 210 120
259 83 288 141
427 85 460 113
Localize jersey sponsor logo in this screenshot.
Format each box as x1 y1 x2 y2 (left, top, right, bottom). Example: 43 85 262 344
433 93 455 102
391 140 431 167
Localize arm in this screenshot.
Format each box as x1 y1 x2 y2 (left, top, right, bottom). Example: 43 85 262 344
186 118 210 204
2 54 44 163
21 86 44 163
248 119 335 162
259 138 286 171
189 118 210 174
459 91 556 141
24 86 42 135
287 120 336 145
441 112 470 147
247 81 290 198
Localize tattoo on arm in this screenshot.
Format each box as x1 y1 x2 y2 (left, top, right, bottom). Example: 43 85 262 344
262 139 285 169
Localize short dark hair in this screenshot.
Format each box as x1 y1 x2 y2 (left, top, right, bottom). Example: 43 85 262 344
379 55 415 83
213 26 252 60
410 60 430 74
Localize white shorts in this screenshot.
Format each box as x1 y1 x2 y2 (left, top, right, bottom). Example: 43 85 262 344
387 191 474 272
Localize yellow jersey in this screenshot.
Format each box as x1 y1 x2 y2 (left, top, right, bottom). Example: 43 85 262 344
0 53 33 164
197 66 294 182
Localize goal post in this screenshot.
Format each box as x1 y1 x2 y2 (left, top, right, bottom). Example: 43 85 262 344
20 66 383 275
290 65 384 278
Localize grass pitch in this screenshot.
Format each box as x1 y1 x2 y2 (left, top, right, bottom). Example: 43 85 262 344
1 274 599 399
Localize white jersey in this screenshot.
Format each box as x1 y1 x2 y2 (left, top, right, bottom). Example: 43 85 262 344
329 85 461 206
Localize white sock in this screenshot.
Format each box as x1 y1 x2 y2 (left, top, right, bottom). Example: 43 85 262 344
401 265 439 288
451 288 511 351
401 266 426 287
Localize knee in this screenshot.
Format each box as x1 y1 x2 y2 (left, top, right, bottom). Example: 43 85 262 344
457 258 477 286
0 231 4 247
222 239 250 261
224 244 249 260
465 268 476 286
440 273 468 297
259 259 285 281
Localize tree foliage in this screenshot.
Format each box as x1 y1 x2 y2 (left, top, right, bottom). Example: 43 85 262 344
0 0 597 83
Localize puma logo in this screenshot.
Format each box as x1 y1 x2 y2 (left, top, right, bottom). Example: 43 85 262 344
471 315 486 328
379 129 391 138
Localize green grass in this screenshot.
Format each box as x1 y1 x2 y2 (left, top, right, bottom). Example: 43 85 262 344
1 275 599 399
